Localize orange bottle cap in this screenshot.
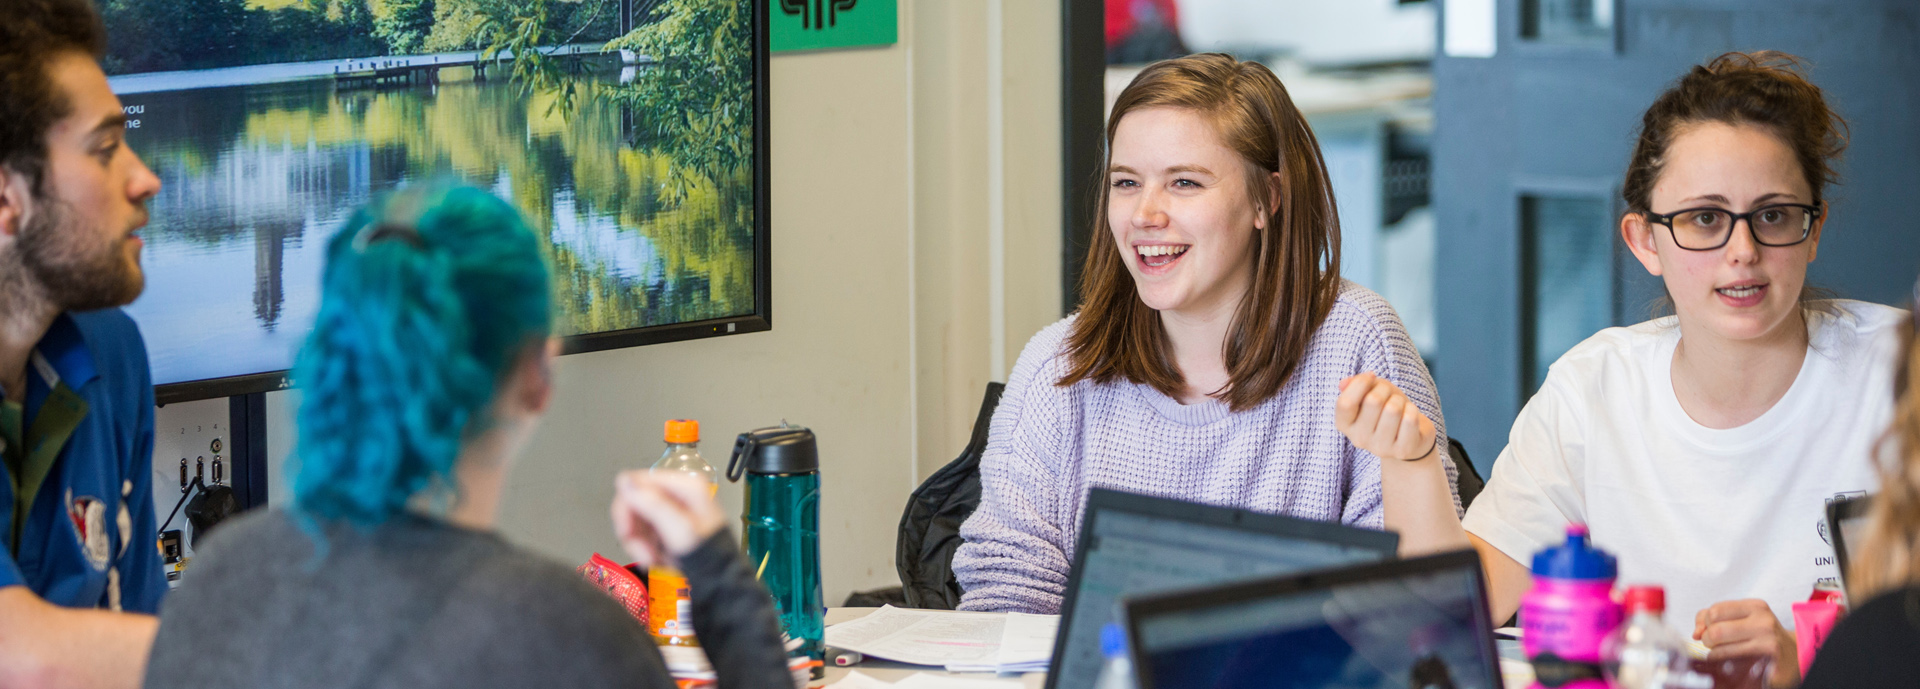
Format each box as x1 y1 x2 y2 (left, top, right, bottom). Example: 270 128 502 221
664 419 699 444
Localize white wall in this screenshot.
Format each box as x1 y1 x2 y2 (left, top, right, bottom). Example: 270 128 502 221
910 0 1064 480
248 0 1063 606
1176 0 1436 66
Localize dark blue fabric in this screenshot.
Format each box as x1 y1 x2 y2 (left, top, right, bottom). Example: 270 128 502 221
0 310 164 612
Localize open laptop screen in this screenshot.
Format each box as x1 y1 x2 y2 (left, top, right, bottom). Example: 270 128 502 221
1046 489 1399 689
1827 494 1872 592
1126 552 1499 689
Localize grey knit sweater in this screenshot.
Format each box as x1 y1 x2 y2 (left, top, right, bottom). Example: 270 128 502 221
143 509 791 689
953 281 1461 613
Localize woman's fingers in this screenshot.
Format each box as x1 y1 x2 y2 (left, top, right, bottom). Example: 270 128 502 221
651 472 727 544
1373 396 1407 442
1395 406 1430 458
615 471 726 559
1335 374 1437 461
1335 373 1374 427
1704 636 1778 661
1696 599 1786 662
1351 381 1390 441
612 492 665 556
629 487 699 552
609 490 665 567
1698 616 1761 647
618 474 701 556
1698 599 1769 631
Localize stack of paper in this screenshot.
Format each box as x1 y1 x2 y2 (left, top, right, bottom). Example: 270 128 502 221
943 613 1058 673
824 606 1060 673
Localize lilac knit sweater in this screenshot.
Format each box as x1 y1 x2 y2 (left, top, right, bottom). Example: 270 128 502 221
952 281 1461 614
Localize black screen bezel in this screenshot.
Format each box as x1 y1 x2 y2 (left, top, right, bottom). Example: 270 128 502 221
154 1 773 405
1828 494 1873 591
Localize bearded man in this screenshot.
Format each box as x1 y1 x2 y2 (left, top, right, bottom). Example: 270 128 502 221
0 0 168 687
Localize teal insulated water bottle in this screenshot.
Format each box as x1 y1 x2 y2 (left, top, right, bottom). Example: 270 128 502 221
727 425 824 676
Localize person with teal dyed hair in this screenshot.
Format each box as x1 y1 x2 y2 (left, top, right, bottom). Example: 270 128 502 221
142 184 792 689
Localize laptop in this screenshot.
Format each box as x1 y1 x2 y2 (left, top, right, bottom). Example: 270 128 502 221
1043 489 1400 689
1826 494 1872 593
1124 550 1502 689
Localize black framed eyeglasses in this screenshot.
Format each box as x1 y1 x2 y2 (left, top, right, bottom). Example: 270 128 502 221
1642 203 1820 251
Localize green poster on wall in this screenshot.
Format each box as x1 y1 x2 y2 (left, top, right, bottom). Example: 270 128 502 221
770 0 897 52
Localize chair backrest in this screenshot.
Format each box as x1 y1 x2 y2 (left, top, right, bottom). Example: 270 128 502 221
896 382 1004 609
1450 437 1485 511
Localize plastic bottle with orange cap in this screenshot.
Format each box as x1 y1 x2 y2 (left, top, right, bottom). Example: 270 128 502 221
648 419 716 647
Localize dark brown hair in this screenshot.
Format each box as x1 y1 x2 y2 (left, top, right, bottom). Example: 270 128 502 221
1622 51 1849 215
1059 53 1342 412
0 0 107 197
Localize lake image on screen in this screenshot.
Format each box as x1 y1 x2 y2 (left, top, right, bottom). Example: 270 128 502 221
104 0 756 388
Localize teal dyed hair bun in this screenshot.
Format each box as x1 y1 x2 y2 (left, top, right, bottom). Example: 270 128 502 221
291 181 553 529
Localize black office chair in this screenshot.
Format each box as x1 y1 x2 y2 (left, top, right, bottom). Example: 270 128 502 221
894 382 1004 610
1449 437 1485 511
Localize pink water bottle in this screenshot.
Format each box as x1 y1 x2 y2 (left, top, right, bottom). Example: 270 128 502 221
1522 524 1622 689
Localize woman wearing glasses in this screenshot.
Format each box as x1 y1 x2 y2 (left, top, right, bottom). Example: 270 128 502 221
1463 52 1902 688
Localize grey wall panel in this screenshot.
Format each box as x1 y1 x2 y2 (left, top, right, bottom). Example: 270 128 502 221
1434 53 1522 472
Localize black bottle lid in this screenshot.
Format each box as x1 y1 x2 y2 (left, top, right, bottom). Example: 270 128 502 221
726 425 818 481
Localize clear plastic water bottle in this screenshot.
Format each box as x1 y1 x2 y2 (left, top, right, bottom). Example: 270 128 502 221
1093 623 1135 689
654 419 717 484
1602 585 1712 689
649 419 714 647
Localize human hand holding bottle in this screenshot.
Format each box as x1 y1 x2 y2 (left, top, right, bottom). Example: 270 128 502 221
1695 599 1798 688
610 470 727 569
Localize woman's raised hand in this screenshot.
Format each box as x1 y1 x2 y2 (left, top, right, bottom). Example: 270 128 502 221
1335 372 1438 462
609 470 727 569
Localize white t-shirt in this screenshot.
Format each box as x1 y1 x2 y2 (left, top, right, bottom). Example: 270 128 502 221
1463 299 1906 629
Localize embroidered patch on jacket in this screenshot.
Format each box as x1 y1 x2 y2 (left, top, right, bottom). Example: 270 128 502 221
67 492 111 571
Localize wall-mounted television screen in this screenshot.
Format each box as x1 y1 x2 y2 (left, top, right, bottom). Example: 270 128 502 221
106 0 770 404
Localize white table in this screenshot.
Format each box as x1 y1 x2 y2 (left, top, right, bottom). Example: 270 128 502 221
817 608 1046 688
817 607 1532 689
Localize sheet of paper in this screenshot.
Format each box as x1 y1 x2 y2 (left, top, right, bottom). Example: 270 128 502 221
893 673 1025 689
997 612 1059 666
945 611 1059 673
825 606 1008 666
824 671 898 689
1499 657 1535 689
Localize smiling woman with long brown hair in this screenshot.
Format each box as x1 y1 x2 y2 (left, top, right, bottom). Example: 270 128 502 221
950 53 1466 614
